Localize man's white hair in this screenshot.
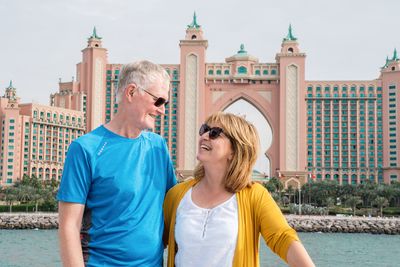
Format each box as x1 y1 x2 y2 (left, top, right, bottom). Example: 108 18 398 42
115 60 170 103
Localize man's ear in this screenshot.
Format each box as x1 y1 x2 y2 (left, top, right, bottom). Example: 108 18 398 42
126 84 136 98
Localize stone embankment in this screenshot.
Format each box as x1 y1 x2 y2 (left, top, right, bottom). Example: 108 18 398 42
286 215 400 235
0 213 399 234
0 213 58 229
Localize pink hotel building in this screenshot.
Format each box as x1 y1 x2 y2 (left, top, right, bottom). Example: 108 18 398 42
1 15 399 186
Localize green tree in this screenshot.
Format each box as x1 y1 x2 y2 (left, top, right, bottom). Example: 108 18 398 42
21 174 42 189
324 197 335 209
286 185 294 205
373 196 389 217
345 196 362 216
31 188 45 212
2 187 18 212
282 196 290 207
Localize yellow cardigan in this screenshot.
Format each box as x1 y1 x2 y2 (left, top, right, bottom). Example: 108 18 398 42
163 179 300 267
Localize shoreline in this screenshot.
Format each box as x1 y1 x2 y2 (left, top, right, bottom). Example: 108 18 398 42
1 213 399 234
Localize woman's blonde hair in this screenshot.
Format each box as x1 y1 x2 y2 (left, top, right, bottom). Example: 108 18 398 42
194 112 260 193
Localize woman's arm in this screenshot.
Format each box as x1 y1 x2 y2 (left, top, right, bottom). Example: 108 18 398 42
255 185 314 265
286 241 315 267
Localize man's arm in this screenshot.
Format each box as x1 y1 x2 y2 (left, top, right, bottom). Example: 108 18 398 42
286 241 315 267
58 201 85 267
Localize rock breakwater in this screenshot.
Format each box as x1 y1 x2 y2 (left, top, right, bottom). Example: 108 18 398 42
286 215 400 235
0 213 399 234
0 213 58 229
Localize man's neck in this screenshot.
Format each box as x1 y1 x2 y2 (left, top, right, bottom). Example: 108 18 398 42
105 112 142 139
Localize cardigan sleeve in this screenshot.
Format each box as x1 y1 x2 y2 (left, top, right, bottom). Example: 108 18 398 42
255 184 300 263
163 189 173 247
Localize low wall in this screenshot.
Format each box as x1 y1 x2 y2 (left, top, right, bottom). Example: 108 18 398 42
0 213 399 234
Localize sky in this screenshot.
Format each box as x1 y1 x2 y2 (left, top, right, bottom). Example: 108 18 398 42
1 0 399 175
2 0 399 104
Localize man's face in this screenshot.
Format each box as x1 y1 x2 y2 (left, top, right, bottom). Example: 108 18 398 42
129 80 169 131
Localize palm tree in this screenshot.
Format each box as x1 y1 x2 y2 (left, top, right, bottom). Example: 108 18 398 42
31 188 45 212
345 196 362 216
2 187 18 212
282 196 290 207
324 197 335 209
286 185 295 205
373 196 389 217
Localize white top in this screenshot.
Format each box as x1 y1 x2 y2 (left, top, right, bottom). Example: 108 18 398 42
174 188 238 267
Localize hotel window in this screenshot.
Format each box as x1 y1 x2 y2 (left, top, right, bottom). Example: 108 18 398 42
238 66 247 74
271 69 277 75
255 70 260 75
224 69 230 75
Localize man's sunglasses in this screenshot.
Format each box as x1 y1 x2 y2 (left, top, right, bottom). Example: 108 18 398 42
140 87 169 107
199 124 225 139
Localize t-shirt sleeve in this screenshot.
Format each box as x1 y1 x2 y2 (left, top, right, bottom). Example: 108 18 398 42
57 141 92 204
256 186 300 263
162 139 177 191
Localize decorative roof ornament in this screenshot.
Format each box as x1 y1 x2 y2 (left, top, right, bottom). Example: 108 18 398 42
382 55 389 68
283 24 297 42
90 26 102 39
187 12 201 29
6 80 14 89
392 48 398 61
237 44 247 54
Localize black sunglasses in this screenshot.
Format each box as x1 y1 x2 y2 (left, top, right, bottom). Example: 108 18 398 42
141 87 169 107
199 124 224 139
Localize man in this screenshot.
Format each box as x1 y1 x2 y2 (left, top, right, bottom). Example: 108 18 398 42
57 60 177 266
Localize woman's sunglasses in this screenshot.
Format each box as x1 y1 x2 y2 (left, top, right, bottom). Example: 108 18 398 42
199 124 224 139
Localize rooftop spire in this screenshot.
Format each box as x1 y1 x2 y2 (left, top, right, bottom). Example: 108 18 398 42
283 24 297 42
392 48 398 61
90 26 102 39
7 80 13 89
187 12 201 29
383 55 389 68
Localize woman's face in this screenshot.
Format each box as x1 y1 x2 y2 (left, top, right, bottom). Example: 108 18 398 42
196 123 233 165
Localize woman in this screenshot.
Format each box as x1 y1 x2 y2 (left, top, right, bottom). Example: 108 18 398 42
164 112 314 267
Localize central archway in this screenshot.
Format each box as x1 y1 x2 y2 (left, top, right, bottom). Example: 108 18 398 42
224 99 272 177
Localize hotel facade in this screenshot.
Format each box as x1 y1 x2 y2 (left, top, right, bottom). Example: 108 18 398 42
1 15 399 186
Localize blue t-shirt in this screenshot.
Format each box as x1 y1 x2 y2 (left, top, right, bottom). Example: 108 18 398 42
57 125 177 266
